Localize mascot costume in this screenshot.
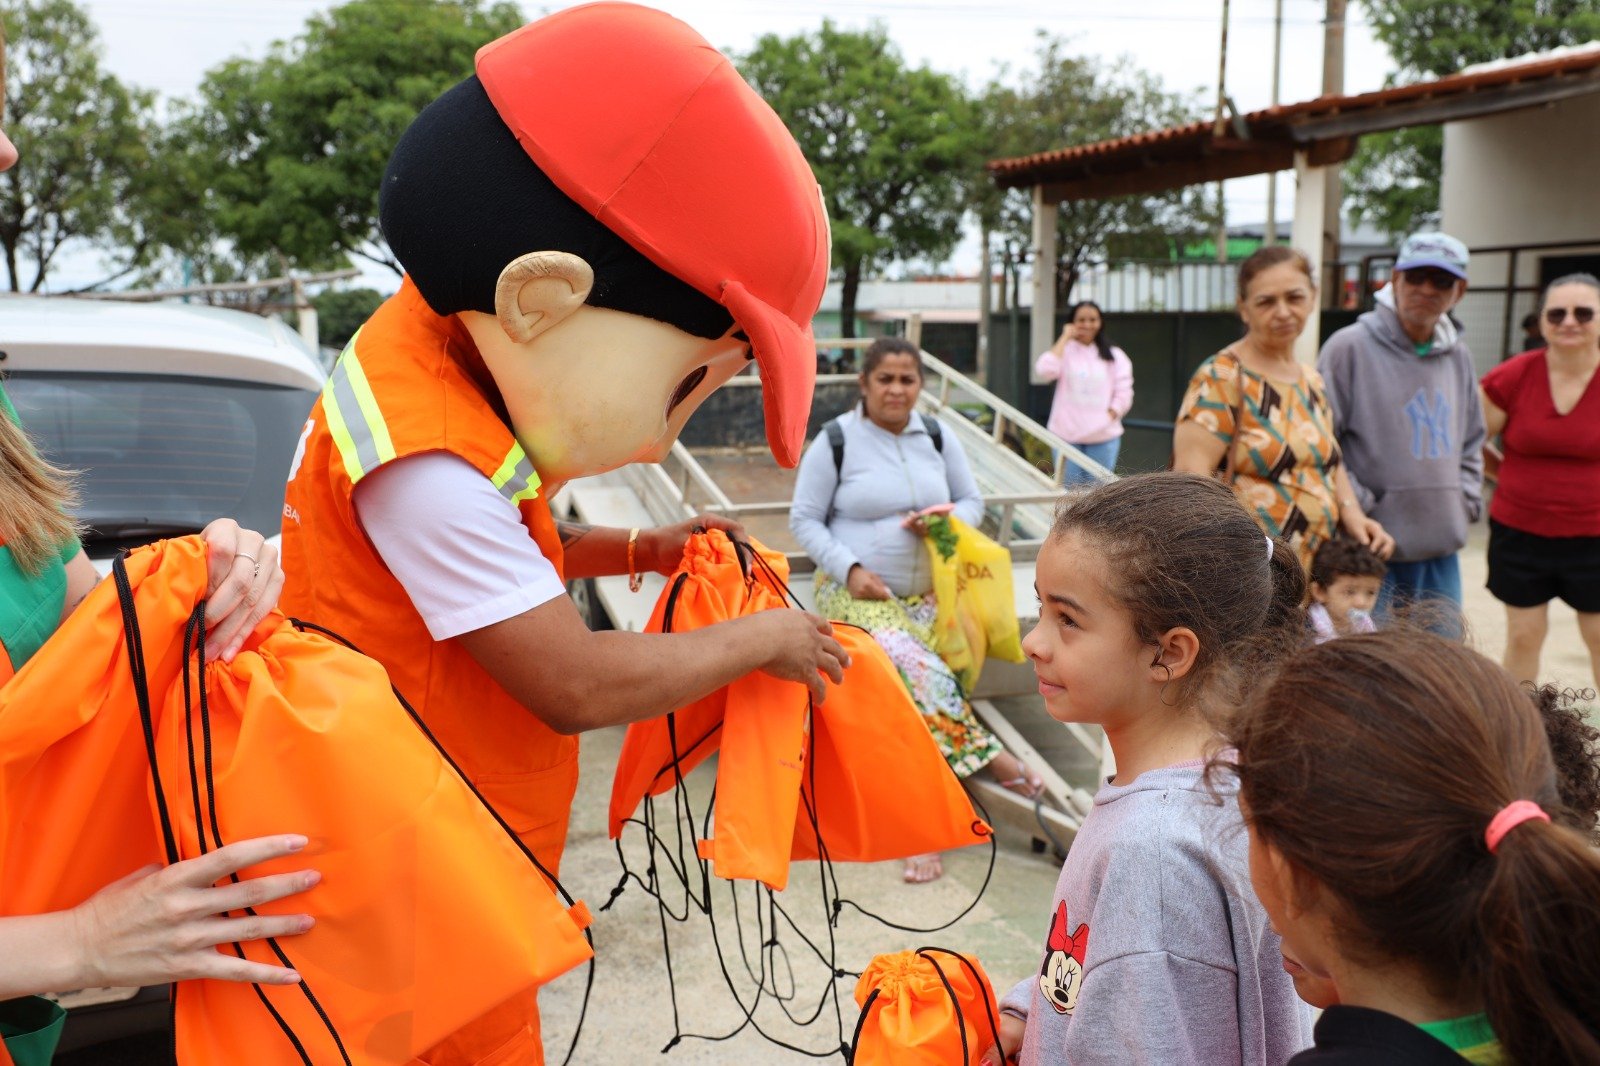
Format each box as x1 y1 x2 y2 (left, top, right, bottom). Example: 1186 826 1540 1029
280 4 830 1062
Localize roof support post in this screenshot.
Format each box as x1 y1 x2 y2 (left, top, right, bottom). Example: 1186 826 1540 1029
1030 186 1058 383
1291 150 1326 364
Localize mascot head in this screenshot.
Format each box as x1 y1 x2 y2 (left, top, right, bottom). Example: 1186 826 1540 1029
379 2 830 480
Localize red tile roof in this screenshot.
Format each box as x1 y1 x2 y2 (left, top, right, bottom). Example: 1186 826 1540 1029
988 45 1600 188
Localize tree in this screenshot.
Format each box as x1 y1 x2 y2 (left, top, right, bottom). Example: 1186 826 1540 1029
737 23 975 337
0 0 158 292
149 0 523 284
971 34 1216 308
1348 0 1600 238
313 287 385 350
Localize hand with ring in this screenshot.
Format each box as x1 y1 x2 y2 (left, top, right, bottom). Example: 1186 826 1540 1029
199 519 284 662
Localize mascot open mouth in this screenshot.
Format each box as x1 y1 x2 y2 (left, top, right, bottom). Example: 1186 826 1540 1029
666 365 708 418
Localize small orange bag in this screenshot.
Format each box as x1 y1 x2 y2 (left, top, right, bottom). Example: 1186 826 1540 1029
0 537 593 1064
850 948 1003 1066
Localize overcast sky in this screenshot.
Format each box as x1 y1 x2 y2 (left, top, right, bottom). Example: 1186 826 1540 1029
56 0 1398 290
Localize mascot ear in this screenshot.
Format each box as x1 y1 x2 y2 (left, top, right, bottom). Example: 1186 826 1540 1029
494 251 595 343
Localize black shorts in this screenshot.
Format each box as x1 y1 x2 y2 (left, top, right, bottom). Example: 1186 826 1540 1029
1487 518 1600 613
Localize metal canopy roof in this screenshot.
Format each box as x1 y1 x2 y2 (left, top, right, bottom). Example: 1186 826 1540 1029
988 45 1600 201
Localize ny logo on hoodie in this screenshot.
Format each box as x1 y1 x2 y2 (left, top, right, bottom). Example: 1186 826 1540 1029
1404 387 1452 460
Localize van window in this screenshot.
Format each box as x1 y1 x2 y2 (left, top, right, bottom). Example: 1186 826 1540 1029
7 373 318 553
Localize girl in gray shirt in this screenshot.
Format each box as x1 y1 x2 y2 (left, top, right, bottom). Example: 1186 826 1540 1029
987 472 1315 1065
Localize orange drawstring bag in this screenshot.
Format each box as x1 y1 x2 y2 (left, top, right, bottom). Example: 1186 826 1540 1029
611 531 989 890
0 537 593 1065
791 625 991 865
849 948 1003 1066
691 567 810 889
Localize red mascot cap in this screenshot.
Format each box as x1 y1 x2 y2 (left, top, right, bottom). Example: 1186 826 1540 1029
477 2 830 468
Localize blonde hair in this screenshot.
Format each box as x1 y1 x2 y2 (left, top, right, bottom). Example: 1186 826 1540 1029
0 405 81 576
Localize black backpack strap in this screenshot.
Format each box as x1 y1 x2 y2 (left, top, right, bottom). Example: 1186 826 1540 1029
830 413 939 477
826 417 846 476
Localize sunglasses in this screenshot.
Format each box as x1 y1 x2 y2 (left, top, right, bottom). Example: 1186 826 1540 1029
1400 267 1460 290
1545 306 1597 326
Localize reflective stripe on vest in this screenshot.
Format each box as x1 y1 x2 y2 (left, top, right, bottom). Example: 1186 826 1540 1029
324 329 542 506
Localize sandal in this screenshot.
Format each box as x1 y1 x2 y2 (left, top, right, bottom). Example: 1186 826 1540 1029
903 852 944 883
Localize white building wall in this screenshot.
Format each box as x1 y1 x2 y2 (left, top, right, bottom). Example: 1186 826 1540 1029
1441 95 1600 371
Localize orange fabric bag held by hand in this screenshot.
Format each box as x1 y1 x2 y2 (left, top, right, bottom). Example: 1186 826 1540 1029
0 537 593 1064
611 531 989 889
850 948 1003 1066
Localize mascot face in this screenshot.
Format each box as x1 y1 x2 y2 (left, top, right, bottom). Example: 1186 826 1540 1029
463 301 748 483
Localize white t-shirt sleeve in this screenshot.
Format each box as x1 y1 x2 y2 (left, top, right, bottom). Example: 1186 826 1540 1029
352 451 566 641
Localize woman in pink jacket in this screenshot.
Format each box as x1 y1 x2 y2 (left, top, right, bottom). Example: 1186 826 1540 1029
1035 301 1135 486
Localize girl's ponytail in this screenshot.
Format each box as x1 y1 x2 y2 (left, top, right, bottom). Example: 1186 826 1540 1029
1261 534 1306 642
1476 820 1600 1064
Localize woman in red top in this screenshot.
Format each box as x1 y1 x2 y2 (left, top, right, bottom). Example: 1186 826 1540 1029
1480 272 1600 688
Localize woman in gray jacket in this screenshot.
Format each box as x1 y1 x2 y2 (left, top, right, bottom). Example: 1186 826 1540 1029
790 338 1042 884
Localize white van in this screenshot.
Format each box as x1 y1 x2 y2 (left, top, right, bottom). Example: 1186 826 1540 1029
1 295 325 567
0 294 326 1052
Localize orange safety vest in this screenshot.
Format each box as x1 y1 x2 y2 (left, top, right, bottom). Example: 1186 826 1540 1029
281 279 579 1065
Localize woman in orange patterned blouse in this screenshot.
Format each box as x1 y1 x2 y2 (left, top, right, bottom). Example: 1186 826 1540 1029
1172 246 1394 572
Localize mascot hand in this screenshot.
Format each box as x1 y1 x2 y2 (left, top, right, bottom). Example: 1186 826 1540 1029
750 610 848 704
642 512 748 575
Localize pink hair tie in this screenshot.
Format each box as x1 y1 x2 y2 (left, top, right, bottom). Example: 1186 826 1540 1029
1484 800 1550 854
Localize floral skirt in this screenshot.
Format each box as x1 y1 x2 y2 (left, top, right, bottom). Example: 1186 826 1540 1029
814 574 1002 779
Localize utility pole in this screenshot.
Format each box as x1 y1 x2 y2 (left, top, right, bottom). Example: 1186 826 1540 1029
1322 0 1346 305
1213 0 1231 264
1265 0 1284 245
977 228 991 385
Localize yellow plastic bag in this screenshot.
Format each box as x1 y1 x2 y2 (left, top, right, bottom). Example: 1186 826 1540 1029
926 516 1024 692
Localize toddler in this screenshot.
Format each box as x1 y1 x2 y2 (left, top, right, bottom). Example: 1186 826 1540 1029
1308 537 1385 642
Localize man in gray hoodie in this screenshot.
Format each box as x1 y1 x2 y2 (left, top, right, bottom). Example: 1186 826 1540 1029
1318 232 1485 612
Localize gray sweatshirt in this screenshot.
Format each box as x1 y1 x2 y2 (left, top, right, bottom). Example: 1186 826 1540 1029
999 762 1314 1066
789 406 984 597
1316 292 1485 562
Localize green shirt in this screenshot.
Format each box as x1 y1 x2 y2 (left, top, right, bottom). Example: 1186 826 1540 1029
1416 1013 1505 1065
0 379 82 673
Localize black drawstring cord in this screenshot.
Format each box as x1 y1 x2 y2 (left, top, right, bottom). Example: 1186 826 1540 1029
918 950 971 1065
605 534 1004 1058
183 610 352 1065
179 608 317 1066
112 555 185 1066
288 618 596 1066
917 947 1003 1058
609 560 853 1059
